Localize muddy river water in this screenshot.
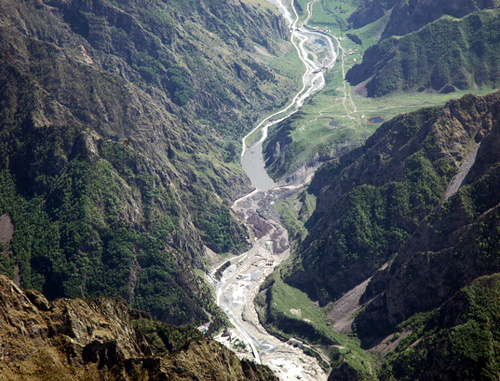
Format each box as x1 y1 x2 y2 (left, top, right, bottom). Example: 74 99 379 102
241 141 276 191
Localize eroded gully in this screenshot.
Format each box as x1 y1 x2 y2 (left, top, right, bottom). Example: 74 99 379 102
209 1 340 379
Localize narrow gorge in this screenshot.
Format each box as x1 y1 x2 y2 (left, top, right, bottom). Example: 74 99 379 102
0 0 498 380
211 0 339 379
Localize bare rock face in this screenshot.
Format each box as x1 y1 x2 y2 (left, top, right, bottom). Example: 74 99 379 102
0 275 278 380
0 275 144 366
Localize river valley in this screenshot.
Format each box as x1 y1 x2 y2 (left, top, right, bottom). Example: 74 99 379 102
210 0 341 379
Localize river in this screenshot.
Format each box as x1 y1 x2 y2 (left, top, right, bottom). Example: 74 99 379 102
211 0 340 379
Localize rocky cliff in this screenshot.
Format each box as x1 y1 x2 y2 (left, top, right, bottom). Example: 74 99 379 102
0 275 277 380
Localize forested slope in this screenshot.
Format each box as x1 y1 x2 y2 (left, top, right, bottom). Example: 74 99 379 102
288 91 499 305
280 91 500 379
0 0 293 327
346 9 500 96
379 0 498 40
348 0 498 39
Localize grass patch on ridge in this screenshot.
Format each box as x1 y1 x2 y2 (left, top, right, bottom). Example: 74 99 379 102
257 269 378 378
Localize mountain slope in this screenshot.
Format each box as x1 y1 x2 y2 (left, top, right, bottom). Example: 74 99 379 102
346 9 500 97
272 91 500 379
378 274 500 380
0 0 294 327
255 91 499 379
354 93 500 340
0 275 278 381
265 93 499 306
285 91 499 306
348 0 498 40
348 0 399 30
380 0 498 40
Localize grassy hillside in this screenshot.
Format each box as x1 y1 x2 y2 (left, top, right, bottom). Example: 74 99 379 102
347 9 500 97
262 1 499 181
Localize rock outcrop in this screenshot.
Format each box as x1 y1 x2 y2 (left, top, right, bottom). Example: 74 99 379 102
0 275 278 380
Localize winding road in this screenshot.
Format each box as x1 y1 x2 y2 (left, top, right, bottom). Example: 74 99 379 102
210 1 340 379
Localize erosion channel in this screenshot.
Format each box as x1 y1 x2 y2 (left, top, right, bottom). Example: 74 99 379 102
208 1 340 380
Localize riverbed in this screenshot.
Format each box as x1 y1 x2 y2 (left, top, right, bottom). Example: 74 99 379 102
211 0 340 379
